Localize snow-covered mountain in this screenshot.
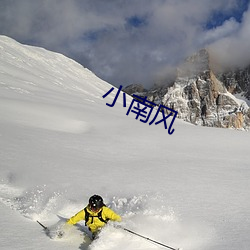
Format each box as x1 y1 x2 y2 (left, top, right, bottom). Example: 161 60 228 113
0 36 250 250
124 49 250 130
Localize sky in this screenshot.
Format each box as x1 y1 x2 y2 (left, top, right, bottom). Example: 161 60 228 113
0 0 249 88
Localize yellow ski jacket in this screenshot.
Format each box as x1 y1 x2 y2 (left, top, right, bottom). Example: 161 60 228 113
67 206 121 233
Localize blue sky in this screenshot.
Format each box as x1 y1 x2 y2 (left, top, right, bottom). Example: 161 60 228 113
206 0 249 28
0 0 249 87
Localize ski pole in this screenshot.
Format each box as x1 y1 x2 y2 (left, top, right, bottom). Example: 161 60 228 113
37 220 48 231
122 227 180 250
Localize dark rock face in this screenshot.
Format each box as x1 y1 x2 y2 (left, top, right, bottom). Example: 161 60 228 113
123 84 147 95
218 66 250 100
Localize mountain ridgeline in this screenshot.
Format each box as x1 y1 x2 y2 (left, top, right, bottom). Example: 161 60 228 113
123 49 250 130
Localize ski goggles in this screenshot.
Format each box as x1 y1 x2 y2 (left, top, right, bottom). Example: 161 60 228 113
89 205 101 212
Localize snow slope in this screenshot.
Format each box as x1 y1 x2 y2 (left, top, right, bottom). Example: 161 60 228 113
0 36 250 250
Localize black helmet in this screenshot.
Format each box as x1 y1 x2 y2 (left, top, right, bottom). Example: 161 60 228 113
89 195 104 210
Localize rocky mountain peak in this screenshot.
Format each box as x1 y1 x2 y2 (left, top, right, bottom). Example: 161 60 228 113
124 49 250 130
177 48 210 78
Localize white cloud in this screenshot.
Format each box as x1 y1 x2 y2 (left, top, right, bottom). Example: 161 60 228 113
200 18 240 45
209 5 250 68
0 0 249 87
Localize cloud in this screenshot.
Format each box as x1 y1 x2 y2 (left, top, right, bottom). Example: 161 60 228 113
200 18 240 45
209 4 250 69
0 0 249 87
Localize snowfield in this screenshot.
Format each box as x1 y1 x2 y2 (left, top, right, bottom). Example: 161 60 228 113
0 36 250 250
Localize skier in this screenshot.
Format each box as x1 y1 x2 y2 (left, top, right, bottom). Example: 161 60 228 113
66 194 121 239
